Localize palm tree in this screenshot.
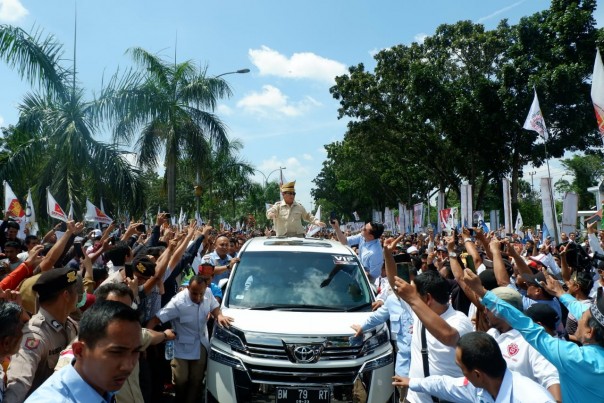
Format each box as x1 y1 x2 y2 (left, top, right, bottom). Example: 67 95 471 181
0 25 145 217
99 47 233 213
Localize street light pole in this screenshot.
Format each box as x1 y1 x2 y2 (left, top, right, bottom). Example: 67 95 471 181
215 68 250 78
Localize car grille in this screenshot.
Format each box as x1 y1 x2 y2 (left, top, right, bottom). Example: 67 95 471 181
237 334 362 361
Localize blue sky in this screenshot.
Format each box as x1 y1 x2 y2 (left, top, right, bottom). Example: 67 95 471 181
0 0 602 212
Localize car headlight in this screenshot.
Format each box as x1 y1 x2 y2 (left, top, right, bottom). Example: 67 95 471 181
209 347 246 370
359 324 390 357
214 325 246 352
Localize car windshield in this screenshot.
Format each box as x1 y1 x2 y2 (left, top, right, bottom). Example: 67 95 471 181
225 251 372 311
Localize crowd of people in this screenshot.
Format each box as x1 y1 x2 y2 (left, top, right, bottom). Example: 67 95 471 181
0 181 603 403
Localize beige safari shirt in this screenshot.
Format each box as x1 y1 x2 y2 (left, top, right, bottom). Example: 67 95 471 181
267 201 319 236
4 308 78 401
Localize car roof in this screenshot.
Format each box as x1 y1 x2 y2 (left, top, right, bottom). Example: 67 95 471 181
241 236 354 255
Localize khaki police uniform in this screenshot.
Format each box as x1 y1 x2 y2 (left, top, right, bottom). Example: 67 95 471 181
4 266 79 401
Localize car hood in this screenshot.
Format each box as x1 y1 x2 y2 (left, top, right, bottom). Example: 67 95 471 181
222 308 372 336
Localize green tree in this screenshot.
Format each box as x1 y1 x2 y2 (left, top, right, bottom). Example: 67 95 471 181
554 153 604 210
99 47 232 214
0 25 144 219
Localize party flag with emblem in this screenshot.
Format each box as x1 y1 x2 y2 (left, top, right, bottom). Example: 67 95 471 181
47 189 68 222
523 88 548 140
84 199 113 224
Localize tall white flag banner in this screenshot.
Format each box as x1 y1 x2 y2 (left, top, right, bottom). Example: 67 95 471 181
591 48 604 145
437 191 446 232
46 189 68 222
307 205 322 237
502 178 513 233
460 183 472 228
24 189 38 235
561 192 579 236
413 203 423 233
523 88 548 140
84 199 113 224
398 203 405 233
514 211 524 239
540 177 560 243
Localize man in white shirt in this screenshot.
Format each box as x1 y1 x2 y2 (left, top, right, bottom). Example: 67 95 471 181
485 287 561 401
146 275 233 403
385 236 473 403
393 331 555 403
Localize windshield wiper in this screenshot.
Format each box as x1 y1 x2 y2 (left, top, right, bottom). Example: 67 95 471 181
251 304 342 311
346 302 372 312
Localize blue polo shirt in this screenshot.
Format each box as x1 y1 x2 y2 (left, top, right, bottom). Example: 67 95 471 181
25 362 115 403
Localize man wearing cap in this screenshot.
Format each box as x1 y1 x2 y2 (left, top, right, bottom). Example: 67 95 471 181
266 181 325 237
146 275 233 403
5 266 79 401
483 287 561 401
464 268 604 403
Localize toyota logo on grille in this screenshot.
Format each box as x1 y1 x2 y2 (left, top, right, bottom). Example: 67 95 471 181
285 343 325 363
294 346 315 363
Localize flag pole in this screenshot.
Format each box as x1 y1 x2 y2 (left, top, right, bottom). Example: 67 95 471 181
543 142 560 244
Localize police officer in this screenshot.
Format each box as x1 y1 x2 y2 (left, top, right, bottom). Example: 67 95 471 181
266 181 324 237
5 266 79 401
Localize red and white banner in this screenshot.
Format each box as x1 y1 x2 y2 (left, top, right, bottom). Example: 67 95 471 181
4 182 25 220
591 48 604 145
85 199 113 224
413 203 423 233
47 189 68 222
439 207 458 233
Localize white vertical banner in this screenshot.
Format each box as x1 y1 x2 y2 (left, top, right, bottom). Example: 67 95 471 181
437 191 445 232
540 177 560 243
384 207 391 231
398 202 406 233
490 210 500 232
460 183 472 228
561 192 579 237
502 178 513 233
413 203 423 233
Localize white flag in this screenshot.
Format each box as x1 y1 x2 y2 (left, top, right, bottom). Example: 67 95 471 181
24 189 37 235
84 199 113 224
47 189 68 222
4 182 25 221
307 205 322 237
591 48 604 145
67 200 74 220
514 211 524 239
353 211 360 221
523 88 548 140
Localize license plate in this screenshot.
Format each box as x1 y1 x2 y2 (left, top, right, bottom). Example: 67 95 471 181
275 387 330 403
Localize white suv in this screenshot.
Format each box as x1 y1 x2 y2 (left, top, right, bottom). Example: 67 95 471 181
206 237 394 403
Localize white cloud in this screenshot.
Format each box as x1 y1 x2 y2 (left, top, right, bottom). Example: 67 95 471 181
0 0 28 23
477 0 526 23
317 146 327 155
257 156 309 181
237 85 320 118
414 33 428 44
302 153 313 161
216 104 233 116
0 115 4 127
249 45 347 83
